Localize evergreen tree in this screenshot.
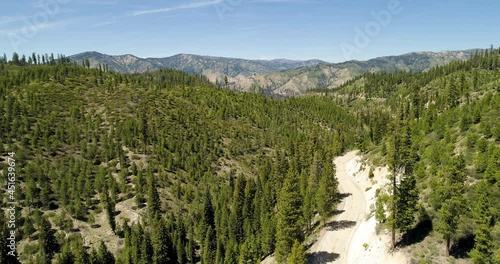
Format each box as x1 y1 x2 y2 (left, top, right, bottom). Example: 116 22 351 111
470 187 494 263
39 217 58 264
287 240 306 264
316 161 338 224
435 155 467 256
237 241 253 264
203 226 217 264
135 169 145 207
202 189 216 242
72 235 89 264
147 168 161 220
97 241 115 264
375 190 388 223
275 160 303 263
229 176 245 243
151 217 172 264
395 172 418 240
141 231 153 264
260 183 276 255
140 109 149 154
11 52 20 65
387 121 416 248
223 240 238 264
303 155 319 232
102 181 116 233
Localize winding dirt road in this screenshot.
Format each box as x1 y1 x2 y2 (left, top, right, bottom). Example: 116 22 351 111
308 151 368 264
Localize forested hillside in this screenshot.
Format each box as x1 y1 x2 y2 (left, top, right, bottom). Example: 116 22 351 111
326 48 500 263
69 50 473 97
0 47 498 264
0 54 358 264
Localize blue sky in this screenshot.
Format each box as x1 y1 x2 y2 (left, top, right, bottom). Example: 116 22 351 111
0 0 499 62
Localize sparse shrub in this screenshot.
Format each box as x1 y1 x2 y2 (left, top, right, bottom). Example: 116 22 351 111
22 242 39 255
363 243 369 250
87 213 95 226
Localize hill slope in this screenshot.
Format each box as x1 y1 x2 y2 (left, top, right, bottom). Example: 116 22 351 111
0 60 356 263
324 48 500 263
1 48 498 264
70 50 474 96
69 51 325 77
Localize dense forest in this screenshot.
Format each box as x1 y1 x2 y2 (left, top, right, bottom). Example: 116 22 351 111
0 52 358 264
0 47 498 264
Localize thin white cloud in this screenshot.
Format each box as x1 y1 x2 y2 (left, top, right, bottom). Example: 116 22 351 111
93 20 118 28
80 0 119 5
0 19 73 35
251 0 316 3
0 16 25 25
131 0 224 16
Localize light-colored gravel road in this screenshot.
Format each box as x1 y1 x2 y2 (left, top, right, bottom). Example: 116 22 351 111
263 151 407 264
307 151 368 264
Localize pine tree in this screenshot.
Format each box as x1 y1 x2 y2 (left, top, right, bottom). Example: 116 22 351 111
72 235 89 264
11 52 19 65
140 109 148 154
40 179 51 209
131 225 143 264
435 155 467 256
135 169 145 207
316 161 338 224
229 176 245 243
395 172 418 240
260 183 276 255
89 248 100 264
97 241 115 264
151 218 172 264
102 182 116 233
147 169 161 220
287 240 306 264
141 231 153 264
57 240 75 264
303 155 319 232
387 121 416 248
223 240 238 264
375 190 388 223
202 189 216 239
237 241 252 264
202 226 216 264
275 160 303 263
23 216 36 238
39 217 58 264
470 187 494 263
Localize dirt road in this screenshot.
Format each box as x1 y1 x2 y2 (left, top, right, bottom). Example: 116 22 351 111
263 151 407 264
307 151 368 264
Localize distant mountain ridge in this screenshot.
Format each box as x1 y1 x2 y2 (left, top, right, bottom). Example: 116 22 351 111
70 51 326 75
70 50 476 96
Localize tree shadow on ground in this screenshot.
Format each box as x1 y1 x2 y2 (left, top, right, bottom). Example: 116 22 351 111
450 233 475 259
396 218 433 248
338 193 352 200
307 251 340 264
325 220 357 231
332 209 345 215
